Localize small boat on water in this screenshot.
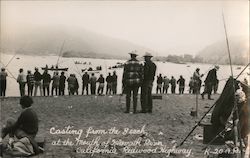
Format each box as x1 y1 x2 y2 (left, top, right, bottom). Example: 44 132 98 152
82 66 102 73
108 63 124 69
41 65 68 71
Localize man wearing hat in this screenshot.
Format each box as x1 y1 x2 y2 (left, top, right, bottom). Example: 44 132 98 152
201 65 219 100
193 68 203 94
122 51 143 113
141 52 156 113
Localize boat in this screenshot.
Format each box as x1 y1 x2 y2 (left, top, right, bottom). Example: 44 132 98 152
41 65 68 71
81 67 101 73
41 67 68 71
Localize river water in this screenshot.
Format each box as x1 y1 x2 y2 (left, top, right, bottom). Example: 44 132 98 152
0 53 249 97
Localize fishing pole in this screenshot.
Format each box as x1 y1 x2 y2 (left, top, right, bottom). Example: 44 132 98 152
222 11 243 155
5 53 17 68
0 60 17 80
56 40 65 67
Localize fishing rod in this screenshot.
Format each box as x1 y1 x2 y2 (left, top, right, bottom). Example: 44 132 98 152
5 53 17 68
0 60 17 80
56 40 65 67
222 11 243 157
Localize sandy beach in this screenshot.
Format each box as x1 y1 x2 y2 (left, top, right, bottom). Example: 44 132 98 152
3 93 247 158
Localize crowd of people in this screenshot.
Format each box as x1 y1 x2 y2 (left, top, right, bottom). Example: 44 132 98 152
0 54 222 103
11 68 119 97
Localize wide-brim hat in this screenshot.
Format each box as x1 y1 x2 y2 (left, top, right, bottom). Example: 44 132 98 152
143 52 153 57
215 65 220 70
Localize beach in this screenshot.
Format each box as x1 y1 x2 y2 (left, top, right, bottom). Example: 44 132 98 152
2 93 244 158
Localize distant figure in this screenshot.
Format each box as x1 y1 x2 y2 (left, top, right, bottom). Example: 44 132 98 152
193 68 203 94
51 72 60 96
67 74 77 95
123 52 144 113
162 76 170 94
59 72 66 95
170 76 176 94
0 68 8 96
34 68 42 96
1 96 40 155
112 71 118 94
106 73 113 95
97 74 105 95
26 70 35 96
156 74 163 94
17 68 26 96
141 52 156 113
89 73 97 95
74 74 79 95
82 72 89 95
177 75 185 94
188 77 194 94
201 65 219 100
42 70 51 96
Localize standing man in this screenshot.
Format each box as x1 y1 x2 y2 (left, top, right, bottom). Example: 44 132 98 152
51 72 60 96
106 73 113 95
162 76 170 94
97 74 105 95
193 68 203 94
34 68 42 96
177 75 185 94
141 52 156 113
111 71 118 95
156 74 163 94
201 65 219 100
0 68 8 96
59 71 66 95
26 70 35 96
42 69 51 96
89 73 97 95
123 52 143 114
170 76 176 94
82 72 89 95
17 68 26 96
67 74 76 95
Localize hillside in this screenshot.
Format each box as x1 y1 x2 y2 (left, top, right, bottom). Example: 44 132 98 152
0 26 152 59
195 36 249 65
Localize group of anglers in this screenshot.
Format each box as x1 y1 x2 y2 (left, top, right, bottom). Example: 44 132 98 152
155 68 219 96
2 68 119 97
0 53 222 103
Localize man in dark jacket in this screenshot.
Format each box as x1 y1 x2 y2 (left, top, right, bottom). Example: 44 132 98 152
42 70 51 96
177 75 185 94
141 52 156 113
106 73 113 95
59 71 66 95
201 65 219 100
0 68 8 97
82 72 89 95
123 52 143 114
170 76 176 94
97 74 105 95
111 71 118 94
156 74 163 94
34 68 42 96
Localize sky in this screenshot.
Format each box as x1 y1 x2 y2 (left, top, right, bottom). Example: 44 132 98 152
1 0 249 56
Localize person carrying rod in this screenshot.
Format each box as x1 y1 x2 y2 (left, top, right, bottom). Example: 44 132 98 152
201 65 219 100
